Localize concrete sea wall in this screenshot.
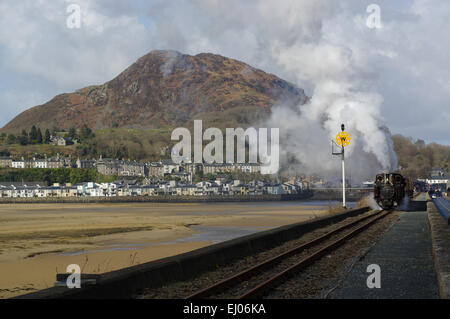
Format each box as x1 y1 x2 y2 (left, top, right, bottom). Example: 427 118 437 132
0 193 313 204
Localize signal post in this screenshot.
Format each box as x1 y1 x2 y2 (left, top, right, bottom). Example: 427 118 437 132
333 124 351 208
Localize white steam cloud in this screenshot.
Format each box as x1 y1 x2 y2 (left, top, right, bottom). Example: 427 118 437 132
168 0 399 182
264 36 398 181
0 0 407 183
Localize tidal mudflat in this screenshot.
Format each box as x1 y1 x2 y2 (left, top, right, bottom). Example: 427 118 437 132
0 201 344 298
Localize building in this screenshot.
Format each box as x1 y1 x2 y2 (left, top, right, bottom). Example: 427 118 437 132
96 159 120 176
146 162 164 178
282 183 298 194
426 175 449 185
77 182 104 197
0 157 12 168
427 167 449 185
265 183 284 195
96 158 145 177
47 157 65 169
50 136 73 146
0 182 47 198
430 167 445 178
237 163 261 174
203 163 235 174
9 157 71 169
121 161 145 177
161 160 181 175
12 159 33 169
182 163 203 175
0 185 13 198
141 185 159 196
76 158 96 169
34 159 48 169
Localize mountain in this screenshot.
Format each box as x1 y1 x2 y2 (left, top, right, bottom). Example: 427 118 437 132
2 50 308 132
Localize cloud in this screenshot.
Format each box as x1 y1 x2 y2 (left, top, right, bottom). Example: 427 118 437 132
0 0 154 86
141 0 399 179
0 0 156 125
0 0 448 178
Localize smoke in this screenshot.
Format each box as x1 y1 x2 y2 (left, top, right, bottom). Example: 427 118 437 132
264 41 399 181
160 50 182 77
181 0 397 182
366 195 381 210
2 0 400 182
146 0 399 182
248 1 398 182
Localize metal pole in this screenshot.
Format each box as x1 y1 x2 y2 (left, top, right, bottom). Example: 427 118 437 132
342 147 346 208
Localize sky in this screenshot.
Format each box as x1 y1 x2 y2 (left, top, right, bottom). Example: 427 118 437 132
0 0 448 147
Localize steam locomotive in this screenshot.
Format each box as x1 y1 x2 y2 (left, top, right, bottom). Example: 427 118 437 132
374 173 414 210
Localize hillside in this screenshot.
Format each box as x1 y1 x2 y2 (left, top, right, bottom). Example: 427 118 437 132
2 50 447 179
2 50 308 132
392 135 450 180
1 129 448 180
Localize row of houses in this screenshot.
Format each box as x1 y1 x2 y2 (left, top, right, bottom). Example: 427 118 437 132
1 155 264 179
0 180 309 198
146 161 262 178
0 156 72 169
81 158 263 178
95 158 146 177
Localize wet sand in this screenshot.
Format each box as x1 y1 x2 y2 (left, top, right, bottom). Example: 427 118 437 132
0 201 333 298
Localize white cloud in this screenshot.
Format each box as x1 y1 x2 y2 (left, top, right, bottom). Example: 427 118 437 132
0 0 154 87
0 0 448 178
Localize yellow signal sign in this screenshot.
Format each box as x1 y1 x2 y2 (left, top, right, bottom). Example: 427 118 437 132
336 131 351 147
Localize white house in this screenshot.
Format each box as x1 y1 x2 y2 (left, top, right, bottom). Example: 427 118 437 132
12 160 25 169
426 176 449 185
34 159 48 169
265 184 284 195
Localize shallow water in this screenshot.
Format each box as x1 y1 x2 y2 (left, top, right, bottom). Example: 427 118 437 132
59 200 355 256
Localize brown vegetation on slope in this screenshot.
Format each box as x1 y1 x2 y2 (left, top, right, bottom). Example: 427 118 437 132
391 134 450 180
2 50 307 133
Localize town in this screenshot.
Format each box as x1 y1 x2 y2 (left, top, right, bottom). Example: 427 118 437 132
0 154 447 199
0 155 313 198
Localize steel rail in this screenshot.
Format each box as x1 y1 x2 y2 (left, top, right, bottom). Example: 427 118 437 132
238 210 391 299
185 209 385 299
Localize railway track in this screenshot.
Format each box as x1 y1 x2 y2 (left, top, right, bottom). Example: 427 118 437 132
185 209 392 299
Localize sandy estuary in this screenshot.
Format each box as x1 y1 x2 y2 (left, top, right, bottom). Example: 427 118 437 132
0 200 348 298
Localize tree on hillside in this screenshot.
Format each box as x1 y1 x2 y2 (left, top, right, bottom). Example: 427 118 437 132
80 125 94 140
67 127 77 140
18 136 27 145
0 149 10 156
19 129 29 145
44 129 51 144
391 134 450 180
415 139 425 147
422 147 434 167
30 125 38 143
37 128 43 144
6 134 16 145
